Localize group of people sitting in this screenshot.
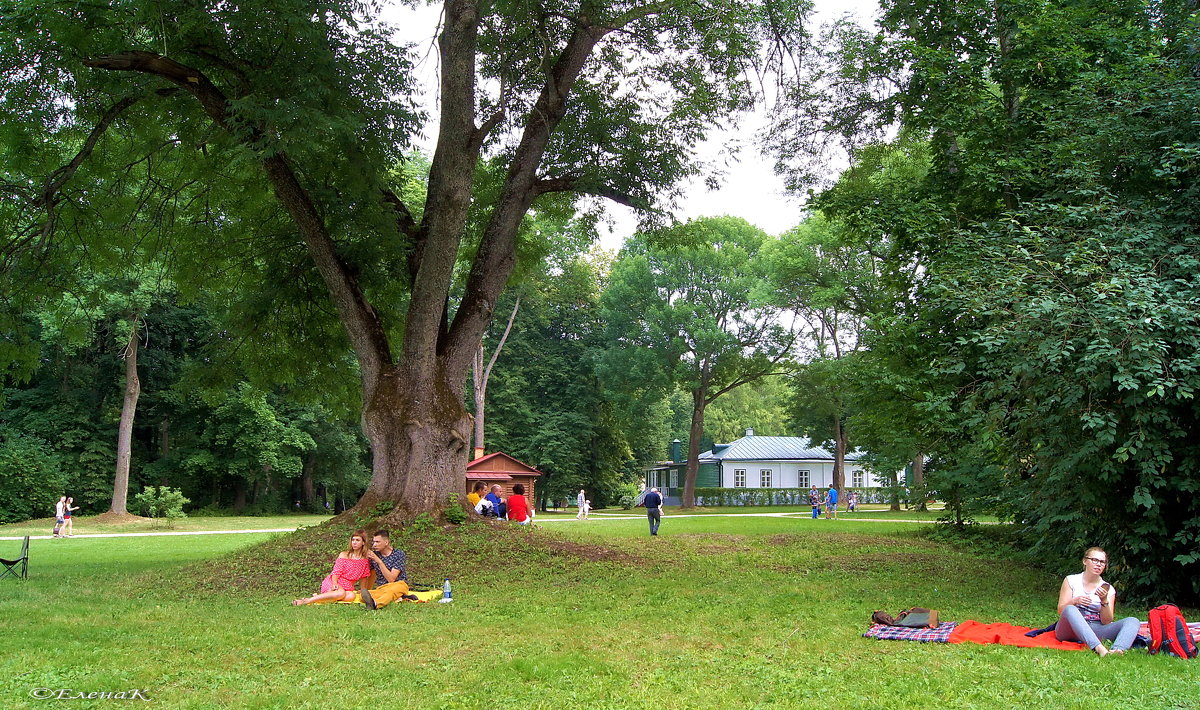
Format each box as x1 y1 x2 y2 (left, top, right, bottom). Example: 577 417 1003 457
465 482 533 524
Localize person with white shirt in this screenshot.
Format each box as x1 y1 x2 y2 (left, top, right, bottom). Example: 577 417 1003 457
1054 546 1139 656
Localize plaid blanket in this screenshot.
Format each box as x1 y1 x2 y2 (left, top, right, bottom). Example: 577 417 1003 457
1139 621 1200 638
863 622 958 643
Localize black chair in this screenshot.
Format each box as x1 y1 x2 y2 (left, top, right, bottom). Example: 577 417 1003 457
0 536 29 580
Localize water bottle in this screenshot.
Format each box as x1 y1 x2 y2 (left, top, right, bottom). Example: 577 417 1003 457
439 577 453 603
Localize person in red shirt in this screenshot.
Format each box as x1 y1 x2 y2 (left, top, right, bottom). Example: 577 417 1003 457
507 483 532 525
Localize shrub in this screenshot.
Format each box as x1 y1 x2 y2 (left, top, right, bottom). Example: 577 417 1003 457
0 427 66 524
133 486 190 527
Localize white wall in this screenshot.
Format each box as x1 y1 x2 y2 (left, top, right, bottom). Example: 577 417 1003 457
719 461 882 488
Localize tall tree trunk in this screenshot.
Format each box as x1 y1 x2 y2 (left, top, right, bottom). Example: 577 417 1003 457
682 388 708 509
912 452 927 511
109 318 140 515
301 450 317 507
471 296 520 459
831 415 846 496
233 478 247 512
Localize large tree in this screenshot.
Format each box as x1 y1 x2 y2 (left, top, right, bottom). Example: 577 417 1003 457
601 216 795 507
772 0 1200 601
2 0 811 517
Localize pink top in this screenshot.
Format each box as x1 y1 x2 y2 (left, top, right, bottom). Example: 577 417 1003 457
320 556 371 594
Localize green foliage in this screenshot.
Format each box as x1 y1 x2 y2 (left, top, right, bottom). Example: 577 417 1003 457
0 426 65 524
601 217 796 502
779 0 1200 602
445 493 467 525
132 485 190 527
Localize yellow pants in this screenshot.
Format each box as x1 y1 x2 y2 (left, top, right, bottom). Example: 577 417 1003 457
365 581 410 608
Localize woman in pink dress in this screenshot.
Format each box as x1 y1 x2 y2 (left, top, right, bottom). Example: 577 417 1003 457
292 530 372 606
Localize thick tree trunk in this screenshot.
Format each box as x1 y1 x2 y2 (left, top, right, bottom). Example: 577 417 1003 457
357 365 473 517
682 389 707 509
831 416 846 496
110 320 140 515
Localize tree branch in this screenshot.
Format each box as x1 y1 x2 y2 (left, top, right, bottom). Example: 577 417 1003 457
84 51 395 393
533 175 649 210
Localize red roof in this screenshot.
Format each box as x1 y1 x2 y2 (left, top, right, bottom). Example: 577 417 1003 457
468 472 514 481
465 451 544 477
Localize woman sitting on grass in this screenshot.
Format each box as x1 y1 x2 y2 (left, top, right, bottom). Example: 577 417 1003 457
292 530 372 606
1054 546 1139 656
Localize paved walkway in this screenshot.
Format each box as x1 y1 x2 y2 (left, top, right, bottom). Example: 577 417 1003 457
1 528 297 542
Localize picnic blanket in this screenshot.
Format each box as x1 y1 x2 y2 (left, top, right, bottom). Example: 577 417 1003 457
319 588 443 605
949 620 1087 651
864 620 1086 650
864 622 959 643
1140 621 1200 638
867 619 1200 651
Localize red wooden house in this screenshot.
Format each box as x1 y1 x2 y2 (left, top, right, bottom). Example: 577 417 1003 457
465 452 544 502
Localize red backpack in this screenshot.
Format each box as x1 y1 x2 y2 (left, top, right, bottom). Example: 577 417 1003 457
1147 604 1198 659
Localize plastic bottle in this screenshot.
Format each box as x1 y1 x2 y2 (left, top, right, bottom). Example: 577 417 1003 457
439 577 453 603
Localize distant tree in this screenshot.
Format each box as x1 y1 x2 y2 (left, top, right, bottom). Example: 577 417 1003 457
601 217 795 507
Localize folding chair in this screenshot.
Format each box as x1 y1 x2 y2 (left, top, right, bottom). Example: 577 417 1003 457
0 536 30 580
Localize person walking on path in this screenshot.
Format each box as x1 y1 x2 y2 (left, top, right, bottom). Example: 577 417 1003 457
52 496 67 538
576 489 587 520
644 487 664 536
62 497 80 536
824 486 838 520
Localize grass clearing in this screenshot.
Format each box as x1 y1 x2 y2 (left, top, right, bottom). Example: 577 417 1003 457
1 514 1194 709
0 514 332 538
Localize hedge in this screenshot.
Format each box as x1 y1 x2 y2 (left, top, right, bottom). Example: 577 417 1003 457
694 487 900 507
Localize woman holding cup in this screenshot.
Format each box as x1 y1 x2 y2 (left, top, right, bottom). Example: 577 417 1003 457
1054 546 1140 656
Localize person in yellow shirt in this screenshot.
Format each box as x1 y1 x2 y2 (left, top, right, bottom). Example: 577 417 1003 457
466 481 487 509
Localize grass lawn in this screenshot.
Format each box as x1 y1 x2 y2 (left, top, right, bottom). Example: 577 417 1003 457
0 514 333 538
1 514 1194 709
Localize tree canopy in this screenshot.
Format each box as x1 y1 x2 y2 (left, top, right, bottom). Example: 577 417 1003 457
1 0 813 518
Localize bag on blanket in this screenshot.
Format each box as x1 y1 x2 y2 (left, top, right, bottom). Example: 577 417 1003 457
895 607 939 629
870 607 939 628
1148 604 1198 659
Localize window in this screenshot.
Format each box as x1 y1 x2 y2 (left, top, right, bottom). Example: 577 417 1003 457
670 470 678 488
797 470 810 487
760 469 773 488
733 469 746 487
852 470 864 487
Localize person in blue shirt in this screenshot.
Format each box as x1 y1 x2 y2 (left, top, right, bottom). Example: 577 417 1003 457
644 487 664 536
825 485 839 520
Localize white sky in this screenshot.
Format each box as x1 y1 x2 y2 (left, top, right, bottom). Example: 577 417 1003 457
383 0 880 250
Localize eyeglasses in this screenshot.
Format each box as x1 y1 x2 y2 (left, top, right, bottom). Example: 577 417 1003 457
1084 557 1107 566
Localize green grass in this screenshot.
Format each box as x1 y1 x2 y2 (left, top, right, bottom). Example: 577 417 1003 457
0 514 332 537
1 514 1194 709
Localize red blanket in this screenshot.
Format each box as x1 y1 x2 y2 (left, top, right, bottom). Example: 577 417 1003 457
948 620 1088 651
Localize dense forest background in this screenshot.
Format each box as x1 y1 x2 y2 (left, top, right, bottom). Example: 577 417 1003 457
2 0 1197 603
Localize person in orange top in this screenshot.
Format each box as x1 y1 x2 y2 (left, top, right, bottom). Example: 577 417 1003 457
507 483 532 525
292 530 372 606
